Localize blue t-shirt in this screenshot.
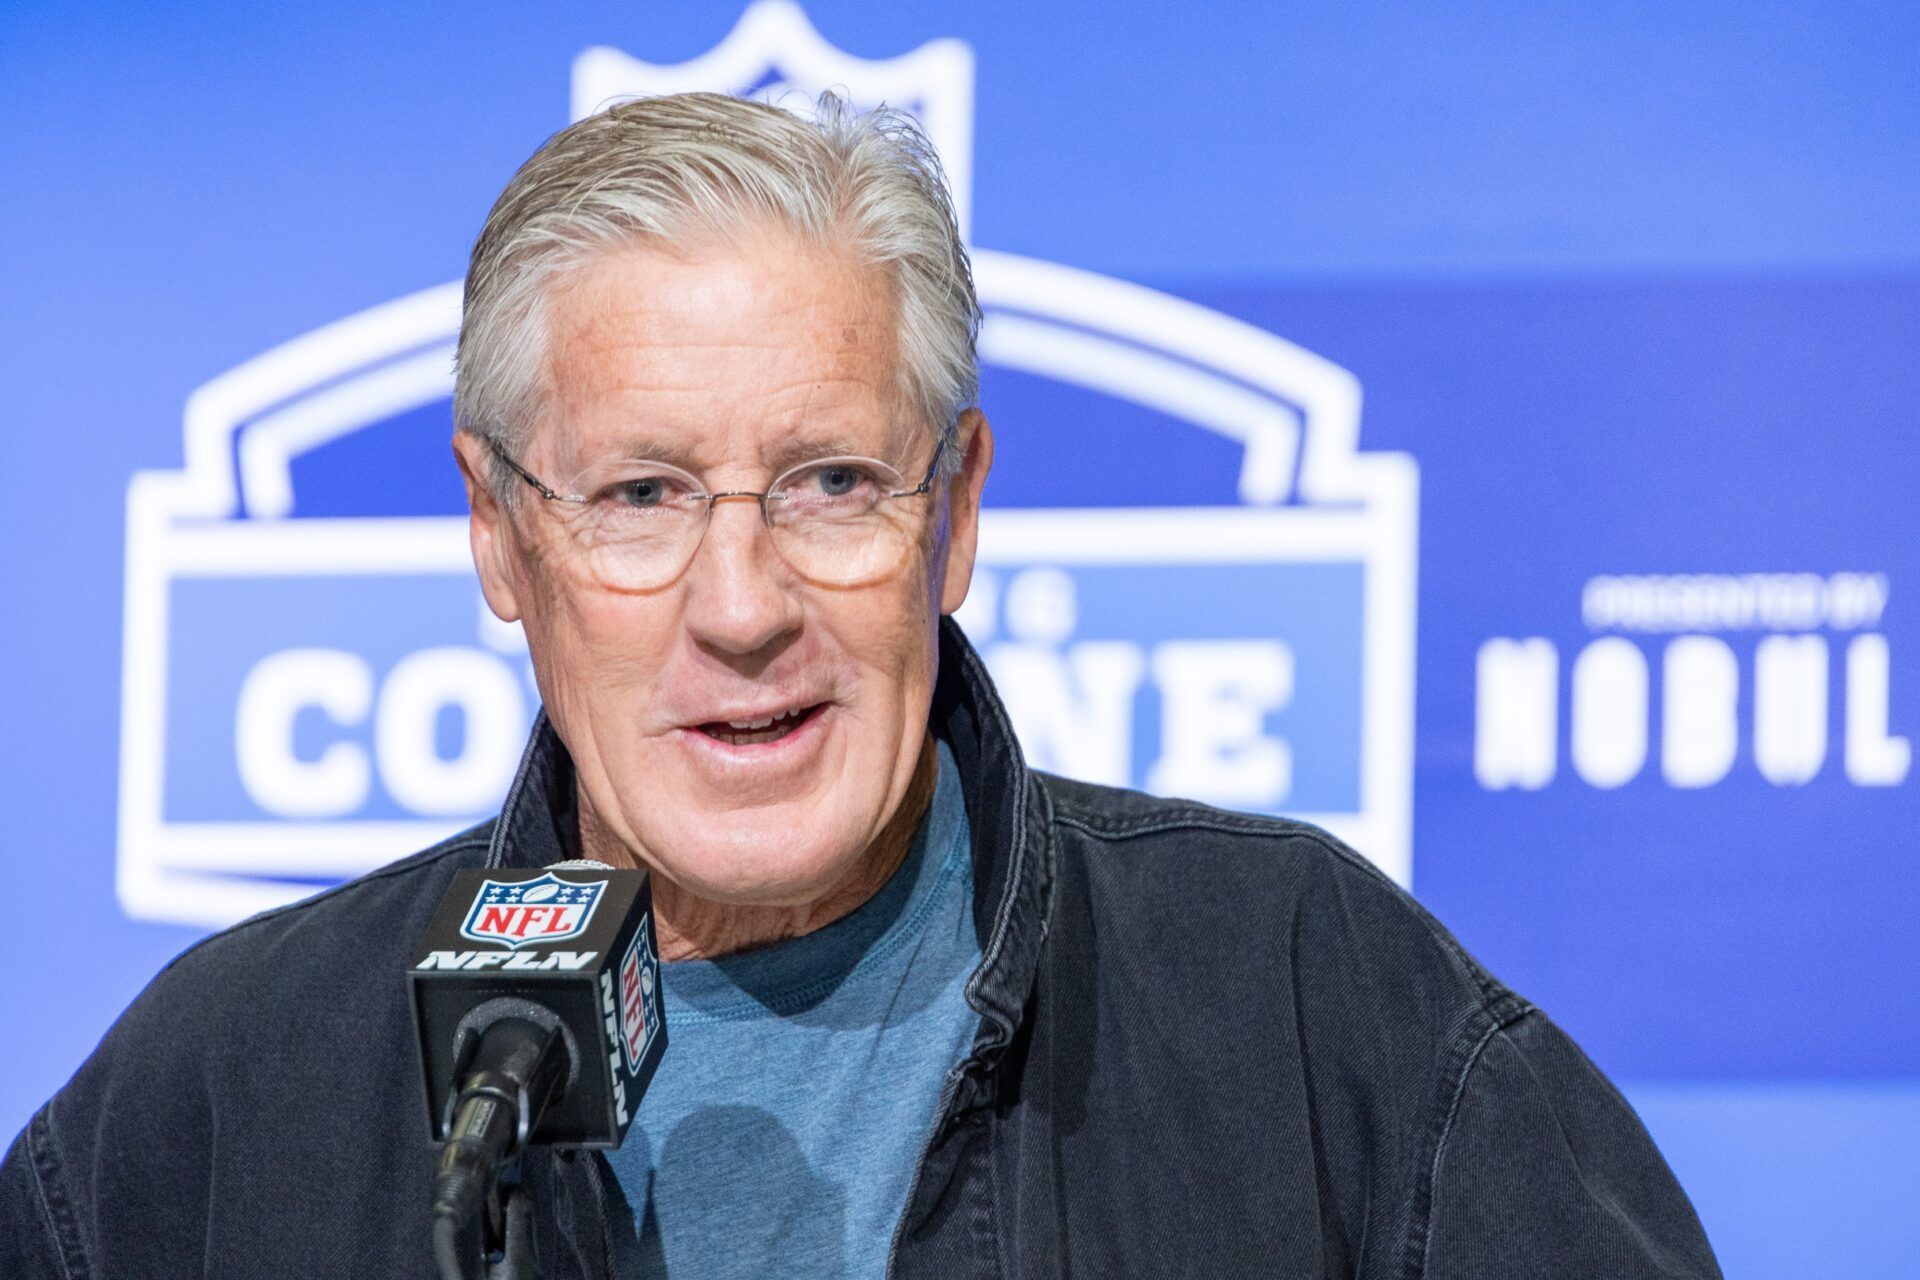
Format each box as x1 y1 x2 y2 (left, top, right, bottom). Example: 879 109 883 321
604 741 982 1278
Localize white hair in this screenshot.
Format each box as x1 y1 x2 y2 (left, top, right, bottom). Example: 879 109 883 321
453 90 980 502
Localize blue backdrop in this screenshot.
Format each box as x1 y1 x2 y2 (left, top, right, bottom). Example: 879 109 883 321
4 2 1918 1274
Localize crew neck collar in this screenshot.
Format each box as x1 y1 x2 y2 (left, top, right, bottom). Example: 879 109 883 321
660 739 968 1020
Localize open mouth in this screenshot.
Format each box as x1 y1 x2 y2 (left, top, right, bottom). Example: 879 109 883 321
694 703 824 747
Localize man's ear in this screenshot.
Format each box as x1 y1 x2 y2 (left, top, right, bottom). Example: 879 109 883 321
939 408 994 617
452 430 525 624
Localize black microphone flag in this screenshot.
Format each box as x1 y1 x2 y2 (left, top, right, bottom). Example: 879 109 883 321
409 861 667 1151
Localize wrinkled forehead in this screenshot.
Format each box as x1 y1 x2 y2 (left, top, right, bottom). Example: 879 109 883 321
531 236 920 478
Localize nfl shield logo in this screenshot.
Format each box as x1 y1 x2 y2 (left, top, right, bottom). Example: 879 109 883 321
459 873 606 949
618 917 661 1073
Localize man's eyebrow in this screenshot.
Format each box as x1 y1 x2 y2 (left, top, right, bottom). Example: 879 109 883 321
602 428 912 474
768 435 870 467
606 435 703 471
768 425 919 470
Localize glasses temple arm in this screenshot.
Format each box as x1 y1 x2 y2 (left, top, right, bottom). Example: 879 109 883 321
889 449 944 499
483 436 566 503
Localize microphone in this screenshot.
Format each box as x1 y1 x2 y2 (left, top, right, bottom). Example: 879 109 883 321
410 859 667 1279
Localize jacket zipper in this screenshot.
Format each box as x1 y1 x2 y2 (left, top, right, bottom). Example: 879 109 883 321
574 1151 617 1280
883 1061 972 1278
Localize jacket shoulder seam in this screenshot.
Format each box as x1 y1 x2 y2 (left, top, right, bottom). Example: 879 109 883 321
152 836 491 978
1404 1002 1537 1279
1041 781 1386 880
1054 807 1383 876
1051 803 1512 1007
26 1106 88 1280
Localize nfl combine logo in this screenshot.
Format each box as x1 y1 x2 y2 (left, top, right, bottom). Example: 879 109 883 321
117 0 1417 929
619 918 662 1073
460 874 605 949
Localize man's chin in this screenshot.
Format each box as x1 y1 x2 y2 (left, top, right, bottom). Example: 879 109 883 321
642 825 872 908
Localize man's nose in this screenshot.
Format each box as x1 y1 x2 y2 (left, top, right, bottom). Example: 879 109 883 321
680 496 804 656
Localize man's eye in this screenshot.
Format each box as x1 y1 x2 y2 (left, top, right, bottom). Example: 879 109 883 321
796 463 876 499
818 465 863 496
607 475 684 508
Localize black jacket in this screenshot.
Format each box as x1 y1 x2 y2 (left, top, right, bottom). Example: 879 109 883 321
2 622 1721 1278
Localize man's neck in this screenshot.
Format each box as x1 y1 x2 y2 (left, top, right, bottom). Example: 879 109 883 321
576 734 940 962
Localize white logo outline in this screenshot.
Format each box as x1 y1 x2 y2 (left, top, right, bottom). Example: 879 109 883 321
119 0 1417 928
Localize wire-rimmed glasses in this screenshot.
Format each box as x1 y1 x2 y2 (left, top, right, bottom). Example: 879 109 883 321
486 437 943 591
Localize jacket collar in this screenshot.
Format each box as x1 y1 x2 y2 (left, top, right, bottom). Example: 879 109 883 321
485 617 1054 1081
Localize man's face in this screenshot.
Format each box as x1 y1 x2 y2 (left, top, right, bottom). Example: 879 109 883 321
457 230 989 906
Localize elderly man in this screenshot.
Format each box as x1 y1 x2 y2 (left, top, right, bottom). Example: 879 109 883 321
2 93 1720 1278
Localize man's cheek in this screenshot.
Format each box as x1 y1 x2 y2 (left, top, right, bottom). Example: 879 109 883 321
527 612 648 723
877 557 936 628
561 594 672 669
831 601 917 685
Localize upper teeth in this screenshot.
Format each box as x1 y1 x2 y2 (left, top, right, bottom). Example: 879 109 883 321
725 708 800 731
